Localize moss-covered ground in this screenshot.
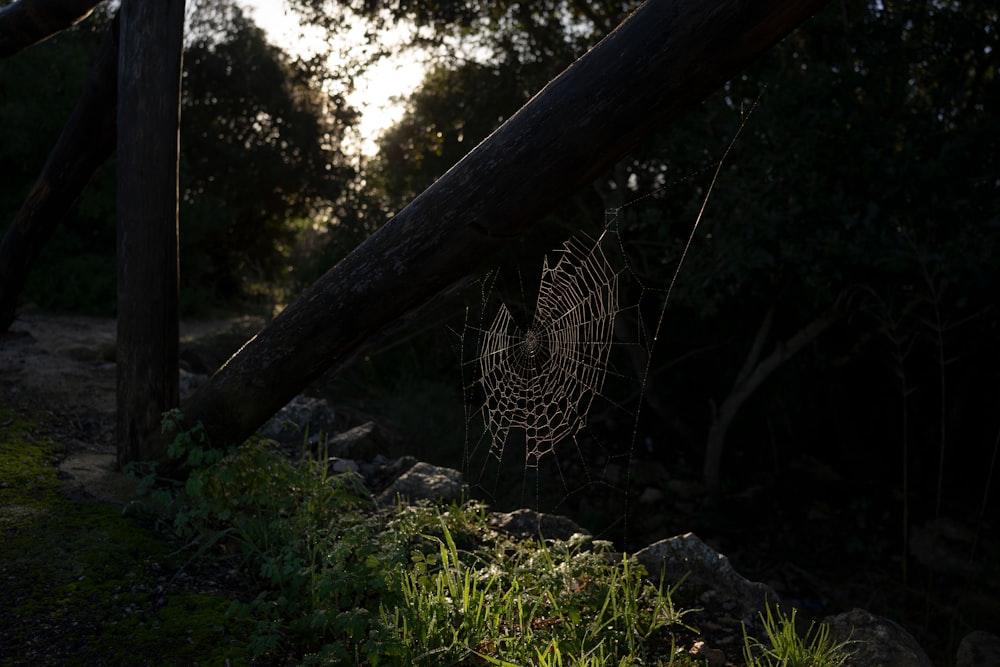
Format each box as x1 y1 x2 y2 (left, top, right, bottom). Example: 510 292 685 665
0 409 252 666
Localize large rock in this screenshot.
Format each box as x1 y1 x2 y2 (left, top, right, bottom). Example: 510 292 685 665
822 608 933 667
360 455 417 496
957 630 1000 667
327 421 380 460
490 508 590 541
258 395 340 446
909 517 979 576
633 532 778 627
376 462 465 505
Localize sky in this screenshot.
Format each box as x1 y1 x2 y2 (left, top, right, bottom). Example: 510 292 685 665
237 0 425 155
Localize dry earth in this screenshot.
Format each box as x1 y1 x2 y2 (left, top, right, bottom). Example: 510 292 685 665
0 313 262 502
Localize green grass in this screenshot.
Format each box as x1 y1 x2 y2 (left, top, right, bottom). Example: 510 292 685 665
131 413 708 664
0 409 252 666
2 408 864 665
382 523 691 666
742 604 856 667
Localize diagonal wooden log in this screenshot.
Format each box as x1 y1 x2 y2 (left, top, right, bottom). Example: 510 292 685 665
170 0 832 460
0 0 104 57
0 11 117 332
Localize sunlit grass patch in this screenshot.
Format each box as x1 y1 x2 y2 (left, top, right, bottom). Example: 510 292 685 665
742 603 856 667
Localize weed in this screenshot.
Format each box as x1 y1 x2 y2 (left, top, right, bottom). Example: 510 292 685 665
385 522 693 666
741 602 856 667
128 410 861 666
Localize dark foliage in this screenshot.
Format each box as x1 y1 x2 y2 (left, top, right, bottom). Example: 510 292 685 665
0 0 360 315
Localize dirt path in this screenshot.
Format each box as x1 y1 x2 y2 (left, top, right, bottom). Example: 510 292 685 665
0 313 264 502
0 314 276 664
1 314 118 417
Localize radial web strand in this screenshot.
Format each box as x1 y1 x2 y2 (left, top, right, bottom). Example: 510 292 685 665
461 218 653 535
460 101 757 541
478 232 620 467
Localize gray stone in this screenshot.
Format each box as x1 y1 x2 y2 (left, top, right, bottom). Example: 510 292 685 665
909 517 979 576
327 421 379 460
957 630 1000 667
632 532 777 626
178 369 206 398
376 462 465 505
821 608 933 667
359 455 414 493
490 508 590 541
331 458 360 474
258 395 339 446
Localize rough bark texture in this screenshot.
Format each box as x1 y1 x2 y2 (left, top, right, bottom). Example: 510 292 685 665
0 12 117 332
0 0 103 57
115 0 184 468
175 0 832 456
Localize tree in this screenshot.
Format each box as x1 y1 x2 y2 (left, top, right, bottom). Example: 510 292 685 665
374 0 1000 498
179 0 359 305
0 0 362 321
165 0 833 462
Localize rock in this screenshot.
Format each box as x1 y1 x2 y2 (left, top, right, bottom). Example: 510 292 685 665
360 455 418 495
821 608 933 667
376 462 465 505
909 516 979 576
178 369 206 398
331 458 360 474
489 508 590 541
258 395 339 446
689 640 727 667
327 421 380 460
638 486 664 504
633 532 778 627
957 630 1000 667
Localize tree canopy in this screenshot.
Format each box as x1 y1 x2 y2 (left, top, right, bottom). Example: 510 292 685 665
179 0 359 305
3 0 997 504
0 0 362 314
364 0 998 503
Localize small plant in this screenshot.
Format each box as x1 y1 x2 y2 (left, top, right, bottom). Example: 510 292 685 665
127 411 707 665
125 409 234 535
384 523 693 666
742 602 856 667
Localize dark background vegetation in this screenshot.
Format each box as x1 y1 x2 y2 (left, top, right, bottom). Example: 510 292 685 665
2 0 997 659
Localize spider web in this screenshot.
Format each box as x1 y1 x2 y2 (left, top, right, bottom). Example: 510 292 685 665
460 101 757 541
477 231 620 467
460 218 653 538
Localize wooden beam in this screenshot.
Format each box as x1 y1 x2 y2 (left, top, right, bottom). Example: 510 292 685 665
176 0 832 455
0 11 117 332
115 0 184 467
0 0 104 58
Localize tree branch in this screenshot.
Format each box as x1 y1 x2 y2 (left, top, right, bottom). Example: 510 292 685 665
734 304 775 389
703 307 839 496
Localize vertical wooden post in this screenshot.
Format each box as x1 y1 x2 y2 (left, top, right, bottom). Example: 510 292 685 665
116 0 185 468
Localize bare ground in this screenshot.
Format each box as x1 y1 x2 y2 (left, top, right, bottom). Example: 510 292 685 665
0 313 263 501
